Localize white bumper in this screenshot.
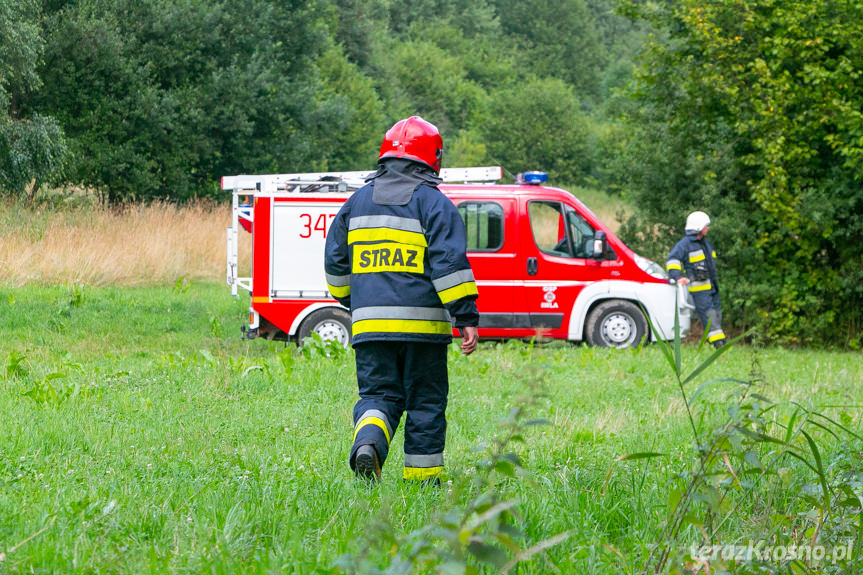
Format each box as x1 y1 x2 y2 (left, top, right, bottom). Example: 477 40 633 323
569 280 691 342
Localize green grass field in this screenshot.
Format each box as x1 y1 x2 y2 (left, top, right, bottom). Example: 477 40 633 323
1 283 861 574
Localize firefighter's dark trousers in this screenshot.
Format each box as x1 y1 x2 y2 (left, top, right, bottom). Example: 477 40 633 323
692 290 726 347
350 341 448 481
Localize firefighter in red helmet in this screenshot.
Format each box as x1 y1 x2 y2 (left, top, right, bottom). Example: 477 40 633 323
378 115 444 172
324 116 479 483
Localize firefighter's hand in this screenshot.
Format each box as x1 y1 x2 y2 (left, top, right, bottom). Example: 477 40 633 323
460 326 478 355
677 277 690 286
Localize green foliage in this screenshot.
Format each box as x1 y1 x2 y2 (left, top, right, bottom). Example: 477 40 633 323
313 44 386 171
4 349 29 379
385 38 485 134
483 77 591 182
0 0 42 111
0 0 644 201
336 367 568 574
0 0 66 197
493 0 604 102
621 0 863 345
300 332 348 360
639 310 863 574
0 283 861 572
0 113 66 196
31 0 362 200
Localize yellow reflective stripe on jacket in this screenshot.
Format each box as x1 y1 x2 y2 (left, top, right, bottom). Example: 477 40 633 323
437 281 478 304
712 251 717 258
403 466 443 481
352 319 452 336
327 283 351 298
689 281 712 292
432 269 475 291
353 417 391 444
347 227 428 247
666 262 682 271
688 249 705 263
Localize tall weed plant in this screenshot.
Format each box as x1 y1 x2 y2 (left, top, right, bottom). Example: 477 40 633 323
631 308 862 574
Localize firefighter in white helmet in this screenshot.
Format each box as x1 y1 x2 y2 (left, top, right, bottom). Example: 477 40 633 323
666 211 727 348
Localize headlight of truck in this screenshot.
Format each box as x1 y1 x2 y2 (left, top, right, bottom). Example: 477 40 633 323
634 253 668 279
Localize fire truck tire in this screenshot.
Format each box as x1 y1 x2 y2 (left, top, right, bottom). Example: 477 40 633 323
297 308 352 347
585 300 648 348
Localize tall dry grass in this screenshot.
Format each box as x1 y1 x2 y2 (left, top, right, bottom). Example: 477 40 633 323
0 188 625 287
0 200 244 286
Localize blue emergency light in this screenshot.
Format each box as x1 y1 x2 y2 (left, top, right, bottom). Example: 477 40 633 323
516 171 548 185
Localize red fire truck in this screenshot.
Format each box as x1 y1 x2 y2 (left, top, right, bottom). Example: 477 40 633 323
223 167 691 348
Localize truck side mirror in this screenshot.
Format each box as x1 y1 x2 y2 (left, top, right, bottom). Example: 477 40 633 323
593 230 614 260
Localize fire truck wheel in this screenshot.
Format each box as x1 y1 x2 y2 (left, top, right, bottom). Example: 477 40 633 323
297 308 352 348
585 300 648 348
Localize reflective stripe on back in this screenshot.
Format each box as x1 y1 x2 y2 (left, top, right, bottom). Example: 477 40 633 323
352 319 452 336
349 215 424 234
352 306 450 323
347 227 427 247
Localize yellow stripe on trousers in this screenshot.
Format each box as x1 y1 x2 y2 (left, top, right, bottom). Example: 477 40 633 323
403 466 443 480
353 417 391 444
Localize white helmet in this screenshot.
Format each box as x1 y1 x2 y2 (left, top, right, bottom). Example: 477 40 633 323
685 211 711 233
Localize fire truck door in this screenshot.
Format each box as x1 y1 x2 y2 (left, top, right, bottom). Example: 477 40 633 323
522 199 605 337
456 199 530 336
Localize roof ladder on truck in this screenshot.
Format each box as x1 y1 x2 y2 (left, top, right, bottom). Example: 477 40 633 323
222 166 503 297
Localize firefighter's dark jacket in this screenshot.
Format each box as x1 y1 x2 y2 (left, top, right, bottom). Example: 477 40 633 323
665 231 719 293
324 163 479 345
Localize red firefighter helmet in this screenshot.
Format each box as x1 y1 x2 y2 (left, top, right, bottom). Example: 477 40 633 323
378 116 443 173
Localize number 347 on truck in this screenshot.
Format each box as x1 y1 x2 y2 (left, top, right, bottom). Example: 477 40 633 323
223 167 691 348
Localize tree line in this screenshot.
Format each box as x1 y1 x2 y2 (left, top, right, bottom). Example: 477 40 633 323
1 0 639 200
2 0 861 346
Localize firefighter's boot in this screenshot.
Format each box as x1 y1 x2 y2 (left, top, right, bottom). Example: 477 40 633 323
354 445 381 482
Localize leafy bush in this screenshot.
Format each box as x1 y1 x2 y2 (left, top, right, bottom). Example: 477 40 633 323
0 114 66 196
483 78 592 183
0 1 66 197
620 0 863 346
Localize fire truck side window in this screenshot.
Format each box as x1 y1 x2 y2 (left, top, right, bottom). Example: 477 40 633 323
564 205 599 259
529 201 573 257
457 202 504 251
529 201 599 259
